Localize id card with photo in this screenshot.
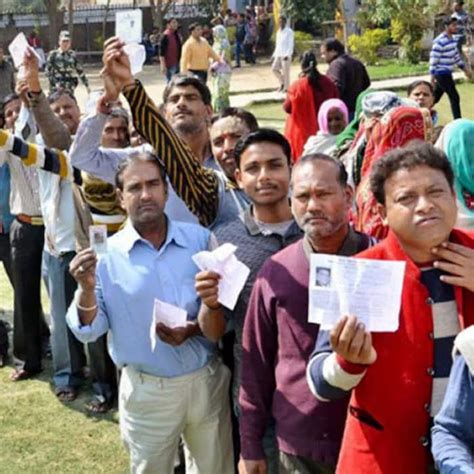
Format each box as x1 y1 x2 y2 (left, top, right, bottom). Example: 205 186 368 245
89 225 108 255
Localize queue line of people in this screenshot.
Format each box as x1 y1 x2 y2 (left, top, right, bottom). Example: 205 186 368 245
0 29 474 474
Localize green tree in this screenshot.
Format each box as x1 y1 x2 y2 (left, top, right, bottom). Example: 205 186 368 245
281 0 337 24
360 0 431 63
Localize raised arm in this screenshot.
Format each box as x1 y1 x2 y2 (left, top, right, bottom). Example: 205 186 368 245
23 48 71 150
102 37 220 227
0 129 74 181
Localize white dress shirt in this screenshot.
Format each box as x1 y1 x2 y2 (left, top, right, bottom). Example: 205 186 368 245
273 26 294 58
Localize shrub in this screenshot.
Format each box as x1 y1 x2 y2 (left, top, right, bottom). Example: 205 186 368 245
294 30 315 57
348 28 390 65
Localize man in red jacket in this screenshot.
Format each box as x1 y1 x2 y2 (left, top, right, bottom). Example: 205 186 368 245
308 142 474 474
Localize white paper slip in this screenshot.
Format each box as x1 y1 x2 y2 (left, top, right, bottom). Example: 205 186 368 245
192 243 250 311
89 225 108 256
8 32 40 68
150 298 188 351
123 43 146 75
308 254 406 332
116 9 143 44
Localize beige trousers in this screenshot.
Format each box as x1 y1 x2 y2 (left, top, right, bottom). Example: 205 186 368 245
272 56 291 91
119 359 234 474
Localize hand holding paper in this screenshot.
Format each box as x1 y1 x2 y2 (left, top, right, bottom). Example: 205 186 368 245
309 254 406 332
330 315 377 365
192 244 250 310
150 298 188 350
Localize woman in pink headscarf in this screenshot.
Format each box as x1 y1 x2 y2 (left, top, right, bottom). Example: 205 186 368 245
302 98 349 156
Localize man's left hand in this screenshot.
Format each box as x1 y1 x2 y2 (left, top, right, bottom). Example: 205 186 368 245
156 322 198 346
433 242 474 291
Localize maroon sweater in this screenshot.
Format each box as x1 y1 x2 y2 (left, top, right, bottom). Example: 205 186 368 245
239 232 371 464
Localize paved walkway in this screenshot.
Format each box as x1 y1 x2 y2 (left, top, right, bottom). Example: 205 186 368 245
41 61 464 111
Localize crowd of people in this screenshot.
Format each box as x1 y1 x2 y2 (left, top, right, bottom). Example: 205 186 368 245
1 2 474 473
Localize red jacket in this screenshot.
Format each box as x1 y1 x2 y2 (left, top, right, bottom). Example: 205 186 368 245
336 229 474 474
284 75 338 161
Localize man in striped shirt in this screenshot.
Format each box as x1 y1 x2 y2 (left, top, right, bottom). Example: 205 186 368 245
429 16 471 119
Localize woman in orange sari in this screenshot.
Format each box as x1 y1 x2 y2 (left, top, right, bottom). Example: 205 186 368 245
355 106 434 239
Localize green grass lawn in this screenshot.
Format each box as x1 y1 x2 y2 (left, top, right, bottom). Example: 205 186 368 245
0 269 128 473
366 60 429 80
248 81 474 131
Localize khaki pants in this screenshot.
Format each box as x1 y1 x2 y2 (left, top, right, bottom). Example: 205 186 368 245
119 359 234 474
272 56 291 91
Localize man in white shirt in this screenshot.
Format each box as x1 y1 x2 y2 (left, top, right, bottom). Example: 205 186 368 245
271 16 294 93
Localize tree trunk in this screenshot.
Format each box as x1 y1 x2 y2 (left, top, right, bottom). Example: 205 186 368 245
44 0 61 51
68 0 74 38
102 0 112 44
150 0 175 31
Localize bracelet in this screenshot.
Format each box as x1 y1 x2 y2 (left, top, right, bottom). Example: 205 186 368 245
75 297 97 312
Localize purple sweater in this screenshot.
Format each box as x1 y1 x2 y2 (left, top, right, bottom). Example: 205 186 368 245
239 232 371 464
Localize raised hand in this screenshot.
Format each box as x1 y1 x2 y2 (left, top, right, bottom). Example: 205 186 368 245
330 315 377 365
23 48 41 92
69 248 97 292
102 37 134 92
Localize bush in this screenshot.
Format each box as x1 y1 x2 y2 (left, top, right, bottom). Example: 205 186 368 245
294 30 315 57
348 28 390 65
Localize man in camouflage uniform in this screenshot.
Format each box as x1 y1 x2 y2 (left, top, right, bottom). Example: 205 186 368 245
46 31 90 94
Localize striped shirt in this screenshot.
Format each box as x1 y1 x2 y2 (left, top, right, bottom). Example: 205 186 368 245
0 108 42 216
430 32 465 75
122 81 220 227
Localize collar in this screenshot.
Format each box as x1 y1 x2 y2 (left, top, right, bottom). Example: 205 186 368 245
302 225 360 260
116 216 188 254
240 206 300 237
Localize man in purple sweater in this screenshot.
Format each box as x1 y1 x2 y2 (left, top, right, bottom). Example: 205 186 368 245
239 153 375 474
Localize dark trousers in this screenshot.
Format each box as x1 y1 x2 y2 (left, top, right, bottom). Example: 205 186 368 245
0 232 13 285
244 43 256 64
433 73 461 119
235 40 243 66
279 452 334 474
88 334 117 402
10 219 46 373
188 69 208 84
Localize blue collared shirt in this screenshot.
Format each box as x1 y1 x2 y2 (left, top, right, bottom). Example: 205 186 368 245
67 218 216 377
0 163 14 234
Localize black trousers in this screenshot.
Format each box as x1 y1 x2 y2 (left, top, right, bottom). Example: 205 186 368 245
433 73 461 119
10 219 46 373
0 232 13 285
188 69 208 84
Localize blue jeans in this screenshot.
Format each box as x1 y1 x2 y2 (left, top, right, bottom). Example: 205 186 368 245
235 41 243 66
166 64 179 83
43 250 85 388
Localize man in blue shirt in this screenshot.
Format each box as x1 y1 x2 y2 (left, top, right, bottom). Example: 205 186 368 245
432 326 474 473
66 151 233 473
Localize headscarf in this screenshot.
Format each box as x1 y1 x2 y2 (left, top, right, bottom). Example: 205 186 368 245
335 89 372 148
437 119 474 228
355 106 434 239
317 98 349 135
213 25 230 53
361 91 404 118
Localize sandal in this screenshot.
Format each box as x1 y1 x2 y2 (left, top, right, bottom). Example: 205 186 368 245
10 368 41 382
85 395 113 414
55 386 78 402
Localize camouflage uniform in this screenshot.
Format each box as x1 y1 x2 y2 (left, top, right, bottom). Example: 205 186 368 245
46 49 89 93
